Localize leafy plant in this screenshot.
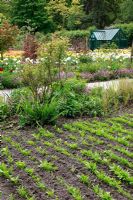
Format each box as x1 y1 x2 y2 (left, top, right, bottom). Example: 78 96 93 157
66 185 83 200
39 160 58 172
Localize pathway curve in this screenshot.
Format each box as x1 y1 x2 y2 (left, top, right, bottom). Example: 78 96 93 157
86 78 133 90
0 78 133 102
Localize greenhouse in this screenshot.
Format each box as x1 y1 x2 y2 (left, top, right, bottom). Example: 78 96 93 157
89 28 128 50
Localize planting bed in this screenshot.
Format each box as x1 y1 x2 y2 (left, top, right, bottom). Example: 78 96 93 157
0 114 133 200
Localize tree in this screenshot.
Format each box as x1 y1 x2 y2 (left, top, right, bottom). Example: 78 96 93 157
47 0 69 30
47 0 86 30
120 0 133 23
11 0 53 33
81 0 121 28
0 0 11 19
66 0 85 30
0 20 18 59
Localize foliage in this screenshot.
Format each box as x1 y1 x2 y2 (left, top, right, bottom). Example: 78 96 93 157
100 42 118 49
0 72 21 89
119 0 133 23
18 99 59 126
23 34 38 60
57 26 96 39
0 102 10 121
11 0 53 33
0 0 11 19
113 23 133 45
0 20 18 59
103 79 133 113
81 0 121 28
21 36 69 101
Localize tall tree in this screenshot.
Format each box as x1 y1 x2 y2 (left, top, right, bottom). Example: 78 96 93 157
0 0 11 19
67 0 85 30
47 0 85 30
11 0 53 33
120 0 133 23
47 0 69 30
81 0 121 28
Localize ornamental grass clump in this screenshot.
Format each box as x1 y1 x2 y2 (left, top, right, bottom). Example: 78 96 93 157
103 79 133 113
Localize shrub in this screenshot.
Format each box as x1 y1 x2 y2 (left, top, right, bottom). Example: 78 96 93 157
54 79 86 117
113 23 133 45
0 103 10 121
0 72 21 89
23 34 38 60
79 54 92 63
115 68 133 79
81 87 104 117
18 99 59 126
103 79 133 113
21 36 69 102
100 42 118 49
93 70 113 81
0 20 18 60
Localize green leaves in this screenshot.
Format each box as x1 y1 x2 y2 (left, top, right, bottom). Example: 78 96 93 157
39 160 58 172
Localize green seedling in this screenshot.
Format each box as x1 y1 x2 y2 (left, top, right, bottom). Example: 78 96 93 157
83 161 97 173
46 189 55 197
17 186 29 198
54 126 63 134
78 174 90 186
81 150 102 163
27 140 36 146
110 164 133 185
44 141 53 147
104 150 133 168
38 128 54 138
25 167 34 176
55 138 62 145
68 134 77 141
16 161 26 169
36 146 47 155
67 185 83 200
20 149 31 156
65 142 78 150
39 160 58 172
93 185 113 200
0 162 11 179
36 181 46 190
54 146 71 156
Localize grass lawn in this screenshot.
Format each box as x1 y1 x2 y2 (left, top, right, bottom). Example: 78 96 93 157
0 113 133 200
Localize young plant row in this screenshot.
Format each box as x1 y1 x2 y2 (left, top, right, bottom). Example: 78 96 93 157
28 128 133 199
66 121 132 147
0 162 35 200
1 136 59 199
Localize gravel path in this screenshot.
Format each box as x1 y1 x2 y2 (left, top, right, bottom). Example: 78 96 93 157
0 79 133 102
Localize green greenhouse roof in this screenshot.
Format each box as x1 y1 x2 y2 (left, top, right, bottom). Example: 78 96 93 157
93 28 120 41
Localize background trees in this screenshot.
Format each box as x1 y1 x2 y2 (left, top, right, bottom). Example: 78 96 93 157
120 0 133 23
0 0 132 35
0 20 18 59
11 0 54 33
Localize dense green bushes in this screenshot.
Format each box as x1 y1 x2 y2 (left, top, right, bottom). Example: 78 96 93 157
0 72 21 89
113 23 133 45
1 78 133 125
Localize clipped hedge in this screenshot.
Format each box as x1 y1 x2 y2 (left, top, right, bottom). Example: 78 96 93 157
56 26 96 39
113 23 133 45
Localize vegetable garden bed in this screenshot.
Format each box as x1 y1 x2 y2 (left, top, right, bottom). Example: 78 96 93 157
0 114 133 200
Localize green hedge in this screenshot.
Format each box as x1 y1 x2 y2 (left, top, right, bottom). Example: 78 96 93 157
56 26 96 39
113 23 133 45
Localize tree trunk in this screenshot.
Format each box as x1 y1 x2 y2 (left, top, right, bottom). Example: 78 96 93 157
0 52 4 60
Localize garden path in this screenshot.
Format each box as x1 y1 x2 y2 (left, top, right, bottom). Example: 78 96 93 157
86 78 133 91
0 78 133 102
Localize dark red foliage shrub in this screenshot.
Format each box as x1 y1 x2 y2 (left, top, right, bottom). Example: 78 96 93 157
23 34 38 60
